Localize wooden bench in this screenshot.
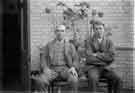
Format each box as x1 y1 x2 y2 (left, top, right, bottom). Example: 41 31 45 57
48 76 109 93
49 79 70 93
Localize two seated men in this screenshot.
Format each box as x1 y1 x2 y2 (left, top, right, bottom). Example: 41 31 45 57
35 20 121 93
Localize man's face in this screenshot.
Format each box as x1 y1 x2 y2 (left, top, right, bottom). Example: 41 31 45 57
94 24 105 38
55 29 65 40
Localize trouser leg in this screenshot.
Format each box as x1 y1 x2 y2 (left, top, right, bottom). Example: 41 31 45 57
69 79 78 93
61 68 78 93
88 67 100 92
102 69 122 93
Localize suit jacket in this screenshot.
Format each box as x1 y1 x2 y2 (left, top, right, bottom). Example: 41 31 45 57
40 39 79 69
85 34 115 66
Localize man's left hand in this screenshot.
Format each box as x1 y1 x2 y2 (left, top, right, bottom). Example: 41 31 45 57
68 67 78 78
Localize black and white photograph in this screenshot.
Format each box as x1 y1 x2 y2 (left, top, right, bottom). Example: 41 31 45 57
0 0 134 93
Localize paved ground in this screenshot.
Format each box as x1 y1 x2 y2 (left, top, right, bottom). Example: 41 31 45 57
50 87 134 93
1 89 134 93
2 80 134 93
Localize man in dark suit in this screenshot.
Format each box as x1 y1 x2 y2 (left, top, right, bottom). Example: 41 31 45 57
83 20 121 93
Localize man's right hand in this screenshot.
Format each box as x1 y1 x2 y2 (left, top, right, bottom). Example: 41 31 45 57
43 67 58 81
86 50 97 57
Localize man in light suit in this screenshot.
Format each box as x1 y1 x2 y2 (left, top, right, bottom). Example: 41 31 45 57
40 25 79 93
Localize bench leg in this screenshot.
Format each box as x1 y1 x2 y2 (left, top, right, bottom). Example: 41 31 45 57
48 85 53 93
58 87 61 93
48 86 51 93
51 86 54 93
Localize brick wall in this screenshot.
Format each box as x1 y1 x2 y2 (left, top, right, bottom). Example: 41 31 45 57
114 49 134 89
30 0 134 89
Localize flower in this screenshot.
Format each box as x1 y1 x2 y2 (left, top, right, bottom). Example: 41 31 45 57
45 8 51 14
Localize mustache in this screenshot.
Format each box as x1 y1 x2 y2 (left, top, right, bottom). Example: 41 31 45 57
93 32 103 38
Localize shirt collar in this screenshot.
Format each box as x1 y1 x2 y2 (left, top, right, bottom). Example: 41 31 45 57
55 38 65 44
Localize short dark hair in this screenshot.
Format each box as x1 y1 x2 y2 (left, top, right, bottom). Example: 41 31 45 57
94 21 104 26
90 20 104 27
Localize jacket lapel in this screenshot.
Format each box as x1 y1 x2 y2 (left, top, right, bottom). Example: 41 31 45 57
100 37 107 51
48 39 56 61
